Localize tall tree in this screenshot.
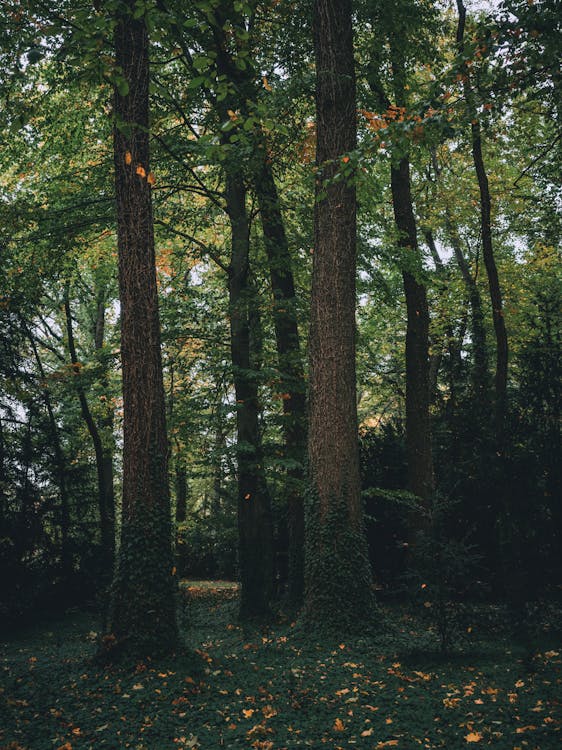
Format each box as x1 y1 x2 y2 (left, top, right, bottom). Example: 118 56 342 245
456 0 508 443
105 0 178 655
362 0 438 520
305 0 373 625
224 163 275 620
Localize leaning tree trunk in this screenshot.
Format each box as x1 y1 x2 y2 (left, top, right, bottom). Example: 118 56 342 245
390 157 434 518
106 0 177 656
225 168 275 621
255 159 306 608
305 0 373 626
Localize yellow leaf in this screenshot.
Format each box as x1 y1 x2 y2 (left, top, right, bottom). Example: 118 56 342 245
333 718 345 731
465 731 483 742
125 151 132 165
262 76 272 91
376 742 399 749
361 727 374 737
385 717 393 724
136 165 146 177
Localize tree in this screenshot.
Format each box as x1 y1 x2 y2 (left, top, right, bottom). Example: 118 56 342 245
456 0 508 444
105 0 178 655
305 0 373 625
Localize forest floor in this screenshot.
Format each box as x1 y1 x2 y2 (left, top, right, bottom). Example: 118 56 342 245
1 582 561 750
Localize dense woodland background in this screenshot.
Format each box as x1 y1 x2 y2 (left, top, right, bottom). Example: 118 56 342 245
0 0 560 647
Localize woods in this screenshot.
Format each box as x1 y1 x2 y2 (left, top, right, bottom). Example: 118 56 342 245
1 0 561 747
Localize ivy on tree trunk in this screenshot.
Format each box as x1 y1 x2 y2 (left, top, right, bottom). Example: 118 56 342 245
105 0 178 657
305 0 373 627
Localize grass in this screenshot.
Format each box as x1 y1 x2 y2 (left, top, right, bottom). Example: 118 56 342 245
1 582 561 749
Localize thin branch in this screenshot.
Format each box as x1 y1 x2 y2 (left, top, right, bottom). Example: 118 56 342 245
513 132 562 186
154 219 229 274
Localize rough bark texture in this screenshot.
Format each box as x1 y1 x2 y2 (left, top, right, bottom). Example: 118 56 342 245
255 160 306 608
305 0 373 625
390 157 434 513
106 1 178 655
64 296 115 579
225 169 275 621
457 0 508 442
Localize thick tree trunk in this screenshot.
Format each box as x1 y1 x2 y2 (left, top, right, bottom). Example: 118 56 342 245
255 160 306 608
225 169 275 620
390 157 434 514
106 0 177 655
64 295 115 579
305 0 373 625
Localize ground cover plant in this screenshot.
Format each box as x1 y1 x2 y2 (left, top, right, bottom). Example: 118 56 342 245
1 584 561 750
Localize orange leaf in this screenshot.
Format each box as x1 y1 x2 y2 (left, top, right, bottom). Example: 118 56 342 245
242 708 255 718
333 718 345 731
125 151 132 165
342 156 350 163
465 731 483 742
136 165 146 178
147 172 156 185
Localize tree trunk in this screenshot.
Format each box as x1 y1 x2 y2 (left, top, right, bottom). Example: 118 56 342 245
254 159 306 608
225 169 275 620
390 157 434 515
174 460 188 523
25 326 72 575
456 0 508 443
106 0 177 656
305 0 373 626
447 218 490 407
64 294 115 579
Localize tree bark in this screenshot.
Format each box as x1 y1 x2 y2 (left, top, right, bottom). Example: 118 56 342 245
254 159 306 608
305 0 373 625
456 0 508 443
106 0 178 656
225 169 275 620
390 157 434 514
